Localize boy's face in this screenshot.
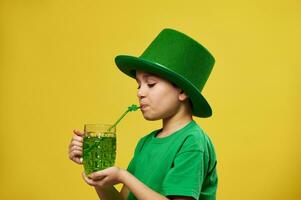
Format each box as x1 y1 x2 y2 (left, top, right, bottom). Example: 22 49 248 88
135 70 188 120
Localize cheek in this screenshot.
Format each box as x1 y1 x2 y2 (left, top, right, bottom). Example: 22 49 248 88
151 89 179 112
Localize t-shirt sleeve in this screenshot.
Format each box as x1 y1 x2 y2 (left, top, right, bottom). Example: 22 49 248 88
161 150 205 200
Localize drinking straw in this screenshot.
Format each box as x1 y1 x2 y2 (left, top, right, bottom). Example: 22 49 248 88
107 104 140 132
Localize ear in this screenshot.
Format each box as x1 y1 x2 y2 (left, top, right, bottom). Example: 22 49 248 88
178 89 189 101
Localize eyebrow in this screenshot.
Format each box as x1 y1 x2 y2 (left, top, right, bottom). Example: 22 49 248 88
135 74 157 82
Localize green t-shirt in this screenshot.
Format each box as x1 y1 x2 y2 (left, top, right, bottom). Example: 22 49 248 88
126 120 218 200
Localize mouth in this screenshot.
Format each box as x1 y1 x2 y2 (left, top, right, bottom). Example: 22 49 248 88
140 104 149 110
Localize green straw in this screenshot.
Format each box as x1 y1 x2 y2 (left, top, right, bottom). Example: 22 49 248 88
107 104 140 132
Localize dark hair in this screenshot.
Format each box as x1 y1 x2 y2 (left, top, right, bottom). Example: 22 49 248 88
171 82 179 88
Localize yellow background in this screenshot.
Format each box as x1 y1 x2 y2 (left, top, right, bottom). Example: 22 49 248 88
0 0 300 199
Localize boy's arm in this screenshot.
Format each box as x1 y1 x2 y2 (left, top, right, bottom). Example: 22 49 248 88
120 184 130 199
93 184 129 200
86 168 168 200
119 170 194 200
86 167 193 200
94 186 125 200
119 169 169 200
83 172 126 200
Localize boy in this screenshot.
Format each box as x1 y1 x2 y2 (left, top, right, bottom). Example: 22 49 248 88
69 28 218 200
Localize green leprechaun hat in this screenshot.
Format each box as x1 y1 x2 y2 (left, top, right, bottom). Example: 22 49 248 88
114 28 215 118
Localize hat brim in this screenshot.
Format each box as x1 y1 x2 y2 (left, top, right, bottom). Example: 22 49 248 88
115 55 212 118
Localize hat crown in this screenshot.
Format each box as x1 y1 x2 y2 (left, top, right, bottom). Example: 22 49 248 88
140 28 215 91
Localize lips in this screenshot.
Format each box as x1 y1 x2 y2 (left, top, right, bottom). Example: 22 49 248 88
139 103 148 109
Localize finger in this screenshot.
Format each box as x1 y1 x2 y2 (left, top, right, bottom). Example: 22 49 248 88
73 129 85 137
69 144 83 154
69 151 82 163
70 145 82 152
70 150 83 158
90 171 106 181
68 150 81 160
72 134 83 142
82 172 96 186
70 157 82 164
73 157 83 164
68 145 82 155
69 156 83 164
71 140 83 147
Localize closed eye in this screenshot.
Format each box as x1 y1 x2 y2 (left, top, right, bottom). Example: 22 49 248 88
137 83 156 89
147 83 156 88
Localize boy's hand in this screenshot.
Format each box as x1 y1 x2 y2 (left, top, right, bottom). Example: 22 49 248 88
68 129 84 164
82 167 124 188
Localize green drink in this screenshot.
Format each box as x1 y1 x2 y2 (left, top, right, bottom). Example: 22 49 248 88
82 104 140 175
83 124 116 175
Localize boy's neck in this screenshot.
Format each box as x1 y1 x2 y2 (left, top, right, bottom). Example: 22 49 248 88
157 114 193 138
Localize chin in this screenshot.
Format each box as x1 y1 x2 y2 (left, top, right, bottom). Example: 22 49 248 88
141 113 161 121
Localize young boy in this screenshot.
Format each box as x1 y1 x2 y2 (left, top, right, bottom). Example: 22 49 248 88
69 28 218 200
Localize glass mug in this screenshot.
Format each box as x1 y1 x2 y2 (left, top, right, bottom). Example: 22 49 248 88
83 124 116 175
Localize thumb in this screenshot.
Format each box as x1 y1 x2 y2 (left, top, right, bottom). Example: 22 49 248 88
73 129 84 136
90 171 106 181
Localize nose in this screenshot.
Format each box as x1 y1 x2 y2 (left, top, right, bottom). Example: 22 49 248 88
137 85 146 99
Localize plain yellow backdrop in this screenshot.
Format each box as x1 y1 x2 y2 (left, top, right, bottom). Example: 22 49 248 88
0 0 300 199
